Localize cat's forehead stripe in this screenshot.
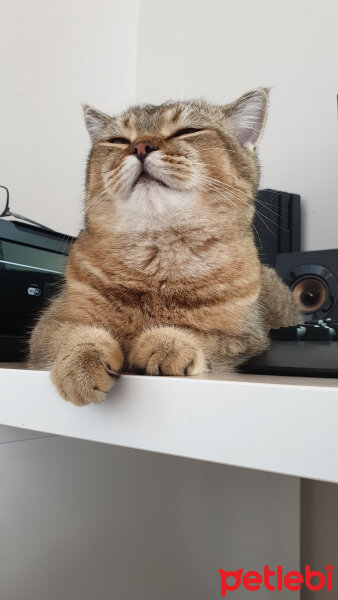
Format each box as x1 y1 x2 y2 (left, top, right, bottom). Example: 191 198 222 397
162 107 181 122
119 104 196 138
121 112 138 139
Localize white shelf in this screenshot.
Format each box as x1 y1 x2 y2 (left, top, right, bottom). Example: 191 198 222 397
1 364 337 483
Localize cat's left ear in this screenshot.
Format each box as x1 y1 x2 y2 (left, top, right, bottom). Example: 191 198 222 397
225 88 269 150
83 105 111 143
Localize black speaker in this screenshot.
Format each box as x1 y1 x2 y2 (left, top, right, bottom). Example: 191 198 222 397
254 189 301 268
276 249 338 322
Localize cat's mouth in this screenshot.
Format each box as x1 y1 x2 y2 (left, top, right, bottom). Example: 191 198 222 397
134 170 169 189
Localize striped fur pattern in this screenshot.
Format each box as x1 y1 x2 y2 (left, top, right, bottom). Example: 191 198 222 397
29 89 299 405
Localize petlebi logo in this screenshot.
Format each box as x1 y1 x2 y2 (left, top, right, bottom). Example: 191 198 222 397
218 564 333 596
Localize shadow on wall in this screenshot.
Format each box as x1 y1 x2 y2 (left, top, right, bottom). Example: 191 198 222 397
301 479 338 599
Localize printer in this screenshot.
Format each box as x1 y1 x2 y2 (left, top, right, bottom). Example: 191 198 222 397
0 219 74 361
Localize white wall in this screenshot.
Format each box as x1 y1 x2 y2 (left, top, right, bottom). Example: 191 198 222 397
135 0 338 251
0 0 139 235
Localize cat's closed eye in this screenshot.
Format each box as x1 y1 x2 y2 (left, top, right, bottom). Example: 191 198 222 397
168 128 203 139
107 137 130 145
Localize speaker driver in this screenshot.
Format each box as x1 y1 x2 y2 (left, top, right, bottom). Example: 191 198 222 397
292 277 328 313
276 249 338 322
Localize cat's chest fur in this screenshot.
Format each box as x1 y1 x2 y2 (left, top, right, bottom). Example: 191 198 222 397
67 225 260 345
119 230 226 280
90 203 233 281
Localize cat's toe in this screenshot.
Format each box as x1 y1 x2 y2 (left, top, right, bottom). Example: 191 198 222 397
129 327 205 376
51 340 123 406
154 347 204 376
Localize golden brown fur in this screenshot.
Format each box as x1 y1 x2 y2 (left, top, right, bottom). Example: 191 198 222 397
29 89 300 405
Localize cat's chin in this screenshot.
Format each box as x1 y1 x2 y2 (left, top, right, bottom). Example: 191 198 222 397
115 181 196 232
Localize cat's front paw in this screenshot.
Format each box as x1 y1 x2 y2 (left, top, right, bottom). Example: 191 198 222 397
129 327 205 376
51 327 124 406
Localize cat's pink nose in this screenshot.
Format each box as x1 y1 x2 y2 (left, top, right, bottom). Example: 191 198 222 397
130 139 157 162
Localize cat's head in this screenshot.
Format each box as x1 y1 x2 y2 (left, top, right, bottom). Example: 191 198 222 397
83 89 268 232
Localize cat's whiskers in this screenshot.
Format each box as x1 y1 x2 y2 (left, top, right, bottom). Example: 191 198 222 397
198 172 253 199
86 189 111 215
86 187 110 208
187 175 267 249
199 168 291 223
195 176 253 218
199 170 290 217
87 139 288 240
202 186 264 250
204 188 256 237
254 206 290 233
254 199 290 222
192 147 240 156
190 169 251 199
254 210 277 239
196 175 290 235
54 233 76 264
192 174 249 205
99 159 289 241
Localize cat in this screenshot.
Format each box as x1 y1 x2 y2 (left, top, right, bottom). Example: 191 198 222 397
28 88 300 405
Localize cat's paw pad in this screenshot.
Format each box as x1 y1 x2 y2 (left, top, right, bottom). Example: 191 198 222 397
129 327 205 376
51 336 123 406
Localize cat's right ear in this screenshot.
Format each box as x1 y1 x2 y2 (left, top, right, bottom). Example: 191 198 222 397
83 105 111 143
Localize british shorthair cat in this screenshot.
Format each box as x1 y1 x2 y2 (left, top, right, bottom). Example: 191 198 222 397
29 88 299 405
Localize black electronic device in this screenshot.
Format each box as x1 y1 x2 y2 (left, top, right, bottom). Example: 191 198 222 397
254 189 301 267
241 320 338 378
241 248 338 377
276 249 338 322
0 219 74 361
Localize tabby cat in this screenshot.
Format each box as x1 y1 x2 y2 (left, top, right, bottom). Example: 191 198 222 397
29 88 299 405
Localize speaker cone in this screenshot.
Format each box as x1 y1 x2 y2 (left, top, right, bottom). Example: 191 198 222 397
292 277 328 313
